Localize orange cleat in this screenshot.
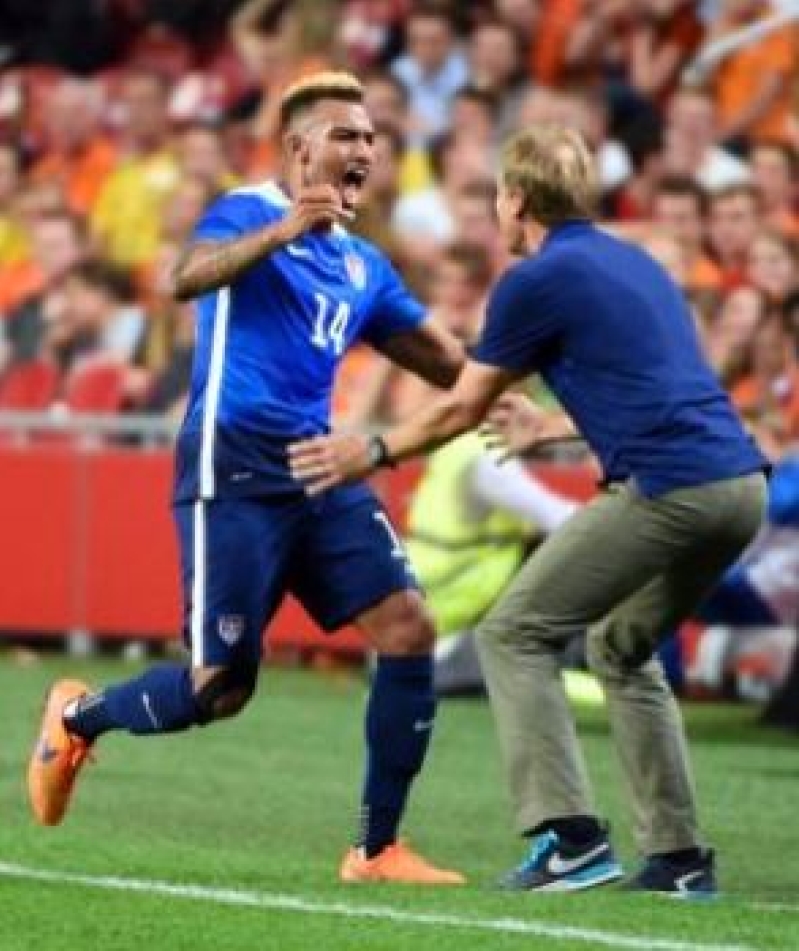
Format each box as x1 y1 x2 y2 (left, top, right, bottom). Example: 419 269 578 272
340 841 466 885
27 679 93 826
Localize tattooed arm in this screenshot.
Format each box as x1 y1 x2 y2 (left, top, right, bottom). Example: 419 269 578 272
171 226 291 301
170 184 348 301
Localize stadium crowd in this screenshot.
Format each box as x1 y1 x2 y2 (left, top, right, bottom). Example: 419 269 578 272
0 1 797 691
0 0 796 447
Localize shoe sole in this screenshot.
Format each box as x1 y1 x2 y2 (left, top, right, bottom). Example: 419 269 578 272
533 865 625 893
504 863 624 893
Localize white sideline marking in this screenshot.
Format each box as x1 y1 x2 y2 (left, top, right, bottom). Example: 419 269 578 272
0 861 754 951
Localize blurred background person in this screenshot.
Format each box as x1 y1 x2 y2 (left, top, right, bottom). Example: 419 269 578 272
390 4 468 144
707 182 763 289
730 308 799 459
652 175 723 293
28 77 115 216
662 85 750 190
708 0 798 152
750 139 799 238
746 230 799 305
700 284 768 389
91 70 178 268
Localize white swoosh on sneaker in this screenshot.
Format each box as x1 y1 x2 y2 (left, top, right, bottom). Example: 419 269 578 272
142 692 161 729
546 842 608 876
285 243 312 258
675 869 706 893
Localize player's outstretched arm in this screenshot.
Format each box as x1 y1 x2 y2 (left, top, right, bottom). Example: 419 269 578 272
289 360 520 495
171 230 292 301
170 184 348 301
375 320 466 389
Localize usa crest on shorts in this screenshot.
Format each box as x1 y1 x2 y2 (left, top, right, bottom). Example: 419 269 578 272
217 614 246 645
344 252 366 290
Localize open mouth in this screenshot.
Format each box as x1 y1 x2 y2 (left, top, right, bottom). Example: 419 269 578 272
340 165 369 211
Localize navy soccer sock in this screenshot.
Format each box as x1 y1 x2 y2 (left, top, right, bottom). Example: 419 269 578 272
64 664 198 741
359 654 435 858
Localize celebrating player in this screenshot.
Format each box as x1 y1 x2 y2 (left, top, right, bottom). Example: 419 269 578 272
28 72 465 886
289 124 768 897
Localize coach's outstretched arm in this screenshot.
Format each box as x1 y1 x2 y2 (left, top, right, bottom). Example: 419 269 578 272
289 359 521 495
170 184 348 300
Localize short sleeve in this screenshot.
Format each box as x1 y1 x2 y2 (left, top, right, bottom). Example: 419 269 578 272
360 254 425 345
193 193 281 242
472 263 563 372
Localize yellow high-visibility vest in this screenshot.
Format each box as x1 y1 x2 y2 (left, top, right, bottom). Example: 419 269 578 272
405 434 534 635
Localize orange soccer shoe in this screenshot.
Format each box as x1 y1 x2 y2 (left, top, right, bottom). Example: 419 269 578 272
27 679 93 826
340 841 466 885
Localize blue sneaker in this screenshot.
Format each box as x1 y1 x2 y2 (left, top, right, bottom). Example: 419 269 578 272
498 829 624 892
626 849 717 900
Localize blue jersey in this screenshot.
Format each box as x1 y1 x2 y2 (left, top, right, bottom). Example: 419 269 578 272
473 221 766 497
174 181 425 502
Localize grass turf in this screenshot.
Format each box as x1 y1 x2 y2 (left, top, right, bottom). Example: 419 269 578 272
1 653 798 950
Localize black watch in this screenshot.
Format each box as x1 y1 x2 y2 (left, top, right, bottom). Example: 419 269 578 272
366 434 395 469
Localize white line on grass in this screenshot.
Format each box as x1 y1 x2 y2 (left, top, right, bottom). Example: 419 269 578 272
0 861 754 951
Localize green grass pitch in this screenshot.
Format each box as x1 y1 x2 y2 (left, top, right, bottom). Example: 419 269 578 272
1 654 798 950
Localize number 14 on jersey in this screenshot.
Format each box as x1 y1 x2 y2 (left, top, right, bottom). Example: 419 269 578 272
311 292 350 356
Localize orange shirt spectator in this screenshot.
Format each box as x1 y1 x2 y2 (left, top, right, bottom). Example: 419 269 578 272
713 16 798 144
0 210 87 317
0 260 43 316
687 256 724 294
332 344 381 423
732 368 799 442
530 0 583 85
30 138 117 216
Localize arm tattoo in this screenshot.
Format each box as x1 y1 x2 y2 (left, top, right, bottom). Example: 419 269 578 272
171 225 288 301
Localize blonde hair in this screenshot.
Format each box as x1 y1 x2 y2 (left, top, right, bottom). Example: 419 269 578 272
279 71 364 131
501 125 598 226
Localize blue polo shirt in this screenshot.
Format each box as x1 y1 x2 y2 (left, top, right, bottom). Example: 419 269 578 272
473 221 766 497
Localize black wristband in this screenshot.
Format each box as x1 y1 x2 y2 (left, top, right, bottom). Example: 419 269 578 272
367 434 396 469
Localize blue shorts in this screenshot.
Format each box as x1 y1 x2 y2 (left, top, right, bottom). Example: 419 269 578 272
173 485 417 667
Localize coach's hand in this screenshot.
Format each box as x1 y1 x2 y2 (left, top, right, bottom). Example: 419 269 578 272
279 184 351 242
289 433 372 495
482 393 577 459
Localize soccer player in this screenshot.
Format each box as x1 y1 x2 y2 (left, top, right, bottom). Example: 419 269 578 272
289 125 769 897
27 72 466 886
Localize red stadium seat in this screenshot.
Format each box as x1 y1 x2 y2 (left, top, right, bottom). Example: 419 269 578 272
63 358 126 414
0 359 60 410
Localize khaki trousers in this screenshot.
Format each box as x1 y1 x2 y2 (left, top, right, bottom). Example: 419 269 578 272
476 472 767 855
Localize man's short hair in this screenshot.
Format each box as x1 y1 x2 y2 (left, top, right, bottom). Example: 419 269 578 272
66 260 135 304
456 178 497 207
655 175 709 215
278 71 364 132
708 182 761 211
751 138 799 176
362 69 409 107
373 122 404 159
501 125 598 226
453 84 499 120
406 2 457 31
443 241 493 290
